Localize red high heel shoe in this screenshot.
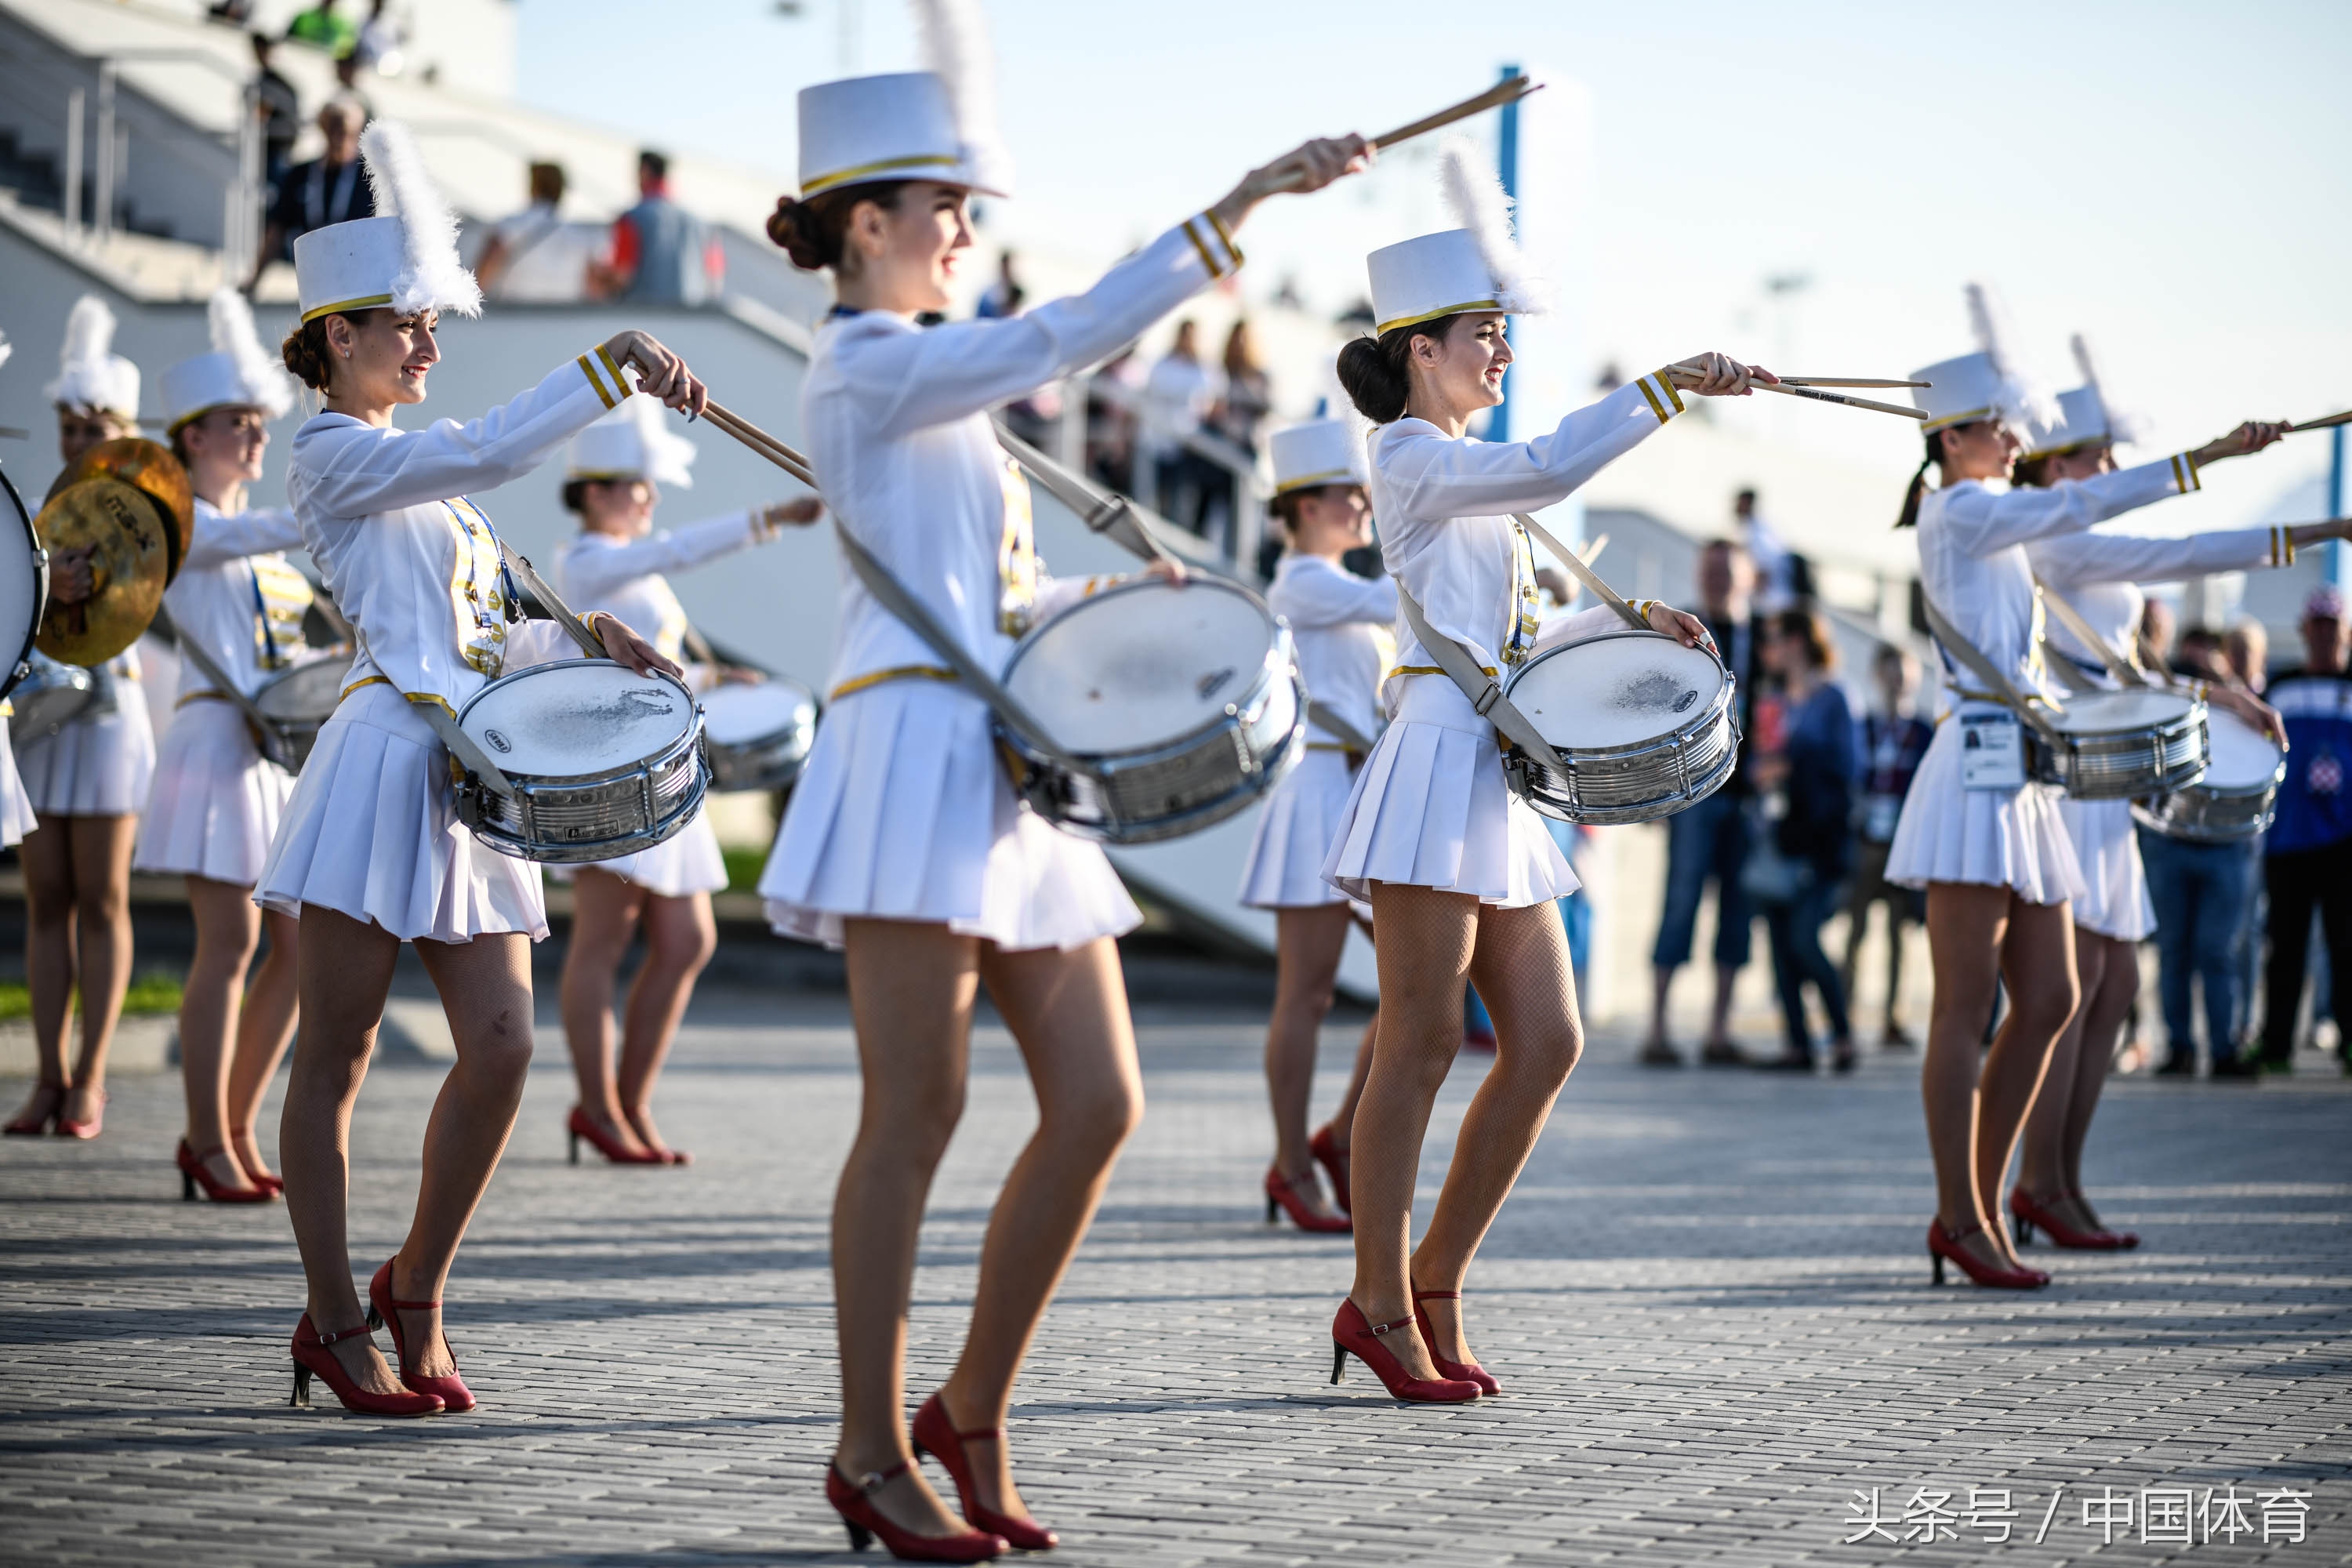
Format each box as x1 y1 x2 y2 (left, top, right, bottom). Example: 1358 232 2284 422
288 1313 444 1416
1308 1124 1351 1215
2009 1188 2126 1250
245 1169 286 1198
2068 1189 2137 1250
1329 1299 1480 1403
909 1391 1058 1551
1927 1218 2049 1289
365 1257 475 1411
5 1083 66 1136
567 1105 665 1166
1411 1290 1500 1396
1265 1167 1351 1233
55 1088 106 1140
176 1139 273 1203
623 1109 691 1166
824 1459 1007 1563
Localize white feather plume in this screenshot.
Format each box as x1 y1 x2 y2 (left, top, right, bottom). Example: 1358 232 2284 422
45 293 138 413
1437 136 1548 314
360 119 483 318
1963 280 2057 434
2070 332 2145 447
206 287 294 419
909 0 1012 192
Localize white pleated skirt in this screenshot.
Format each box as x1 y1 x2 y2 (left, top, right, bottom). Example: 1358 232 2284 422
1240 746 1357 909
1319 674 1576 908
132 699 296 884
2056 795 2154 941
255 682 549 942
15 683 156 818
1886 720 2085 906
760 677 1141 952
0 727 33 847
547 810 728 898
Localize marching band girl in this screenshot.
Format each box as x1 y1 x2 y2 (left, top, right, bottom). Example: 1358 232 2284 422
0 336 35 1077
255 121 704 1417
138 291 316 1201
1323 144 1748 1403
757 8 1366 1551
550 396 820 1166
1239 417 1385 1234
5 298 154 1141
1886 287 2284 1288
2013 347 2331 1250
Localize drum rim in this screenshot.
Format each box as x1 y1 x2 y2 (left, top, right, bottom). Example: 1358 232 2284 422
1000 575 1289 760
251 652 357 718
699 678 819 749
453 659 702 780
2048 693 2205 738
0 461 49 706
1504 629 1737 761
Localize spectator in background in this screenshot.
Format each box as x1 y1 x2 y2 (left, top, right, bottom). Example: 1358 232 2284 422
1843 644 1933 1047
2227 612 2274 1051
353 0 405 74
1215 321 1272 454
1646 539 1766 1066
1085 343 1145 495
249 31 300 192
2137 595 2177 673
2256 585 2352 1075
248 97 371 290
975 251 1025 318
2176 625 2230 683
1142 319 1219 533
285 0 355 55
474 162 593 303
328 50 376 120
592 151 723 306
1735 488 1799 614
1751 609 1860 1072
2227 617 2270 695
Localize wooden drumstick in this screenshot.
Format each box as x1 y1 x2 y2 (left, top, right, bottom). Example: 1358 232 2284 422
702 401 819 488
2287 408 2352 434
1777 377 1932 390
1717 378 1927 420
1259 76 1544 196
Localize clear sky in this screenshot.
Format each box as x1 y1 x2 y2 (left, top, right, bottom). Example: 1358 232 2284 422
516 0 2352 530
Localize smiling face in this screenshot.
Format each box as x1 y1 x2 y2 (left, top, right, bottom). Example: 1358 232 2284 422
842 180 974 315
1937 419 2021 483
178 405 270 496
325 308 440 412
1407 311 1512 420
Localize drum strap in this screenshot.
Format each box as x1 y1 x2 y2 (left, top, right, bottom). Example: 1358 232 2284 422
408 696 519 799
493 537 608 659
147 604 276 736
1305 704 1381 757
829 521 1076 765
2031 574 2147 689
1918 594 2067 747
1392 583 1567 773
991 419 1177 568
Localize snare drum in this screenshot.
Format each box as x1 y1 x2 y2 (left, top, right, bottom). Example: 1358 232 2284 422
451 660 708 863
1500 630 1740 825
0 463 45 705
997 577 1304 845
2033 688 2206 800
7 651 93 742
249 655 353 771
2131 704 2284 840
699 677 818 793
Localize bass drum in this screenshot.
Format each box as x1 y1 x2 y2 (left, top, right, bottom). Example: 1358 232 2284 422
0 460 47 704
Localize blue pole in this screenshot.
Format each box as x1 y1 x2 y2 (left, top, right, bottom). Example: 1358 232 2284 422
1490 63 1523 443
2332 426 2348 588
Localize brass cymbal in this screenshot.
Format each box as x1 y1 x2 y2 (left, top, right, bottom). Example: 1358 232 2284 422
33 477 172 666
47 438 193 583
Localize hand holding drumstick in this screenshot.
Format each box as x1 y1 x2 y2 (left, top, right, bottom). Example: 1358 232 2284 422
601 328 710 419
1212 135 1374 234
2193 420 2290 466
1664 354 1780 397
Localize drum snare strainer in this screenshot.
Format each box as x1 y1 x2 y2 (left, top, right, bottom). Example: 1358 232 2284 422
452 660 708 863
1500 630 1740 825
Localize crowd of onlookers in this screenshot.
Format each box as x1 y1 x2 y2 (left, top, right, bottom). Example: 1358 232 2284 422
1644 506 2352 1078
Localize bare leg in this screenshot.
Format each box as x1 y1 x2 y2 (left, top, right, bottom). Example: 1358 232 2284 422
1348 884 1480 1383
1263 903 1352 1213
616 888 716 1155
179 876 265 1188
61 815 137 1123
1645 965 1675 1051
1410 901 1582 1367
938 935 1144 1524
832 918 982 1541
1975 902 2079 1254
557 867 651 1156
13 815 81 1126
227 909 301 1181
280 905 407 1396
387 932 540 1379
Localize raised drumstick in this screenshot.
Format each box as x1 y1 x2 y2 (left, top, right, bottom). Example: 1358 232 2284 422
1777 377 1932 390
2287 408 2352 434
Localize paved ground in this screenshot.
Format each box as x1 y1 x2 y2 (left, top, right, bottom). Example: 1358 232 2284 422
2 987 2347 1567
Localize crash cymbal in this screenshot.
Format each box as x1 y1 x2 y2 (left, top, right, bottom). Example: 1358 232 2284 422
32 476 171 666
48 438 193 583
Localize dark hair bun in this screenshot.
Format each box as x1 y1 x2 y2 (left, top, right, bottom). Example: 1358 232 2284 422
1336 334 1409 424
281 319 334 393
768 196 830 272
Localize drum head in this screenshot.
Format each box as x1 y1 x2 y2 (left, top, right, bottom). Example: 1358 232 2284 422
0 464 41 698
2052 688 2194 733
1006 579 1277 754
458 662 695 776
1508 632 1726 750
701 678 815 744
2202 706 2285 787
253 655 354 720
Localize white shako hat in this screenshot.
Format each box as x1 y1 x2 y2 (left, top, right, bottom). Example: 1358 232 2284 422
2021 334 2146 460
47 294 140 417
294 119 483 325
162 289 296 434
1268 419 1366 495
566 394 697 489
797 0 1011 199
1366 138 1548 336
1908 281 2056 435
